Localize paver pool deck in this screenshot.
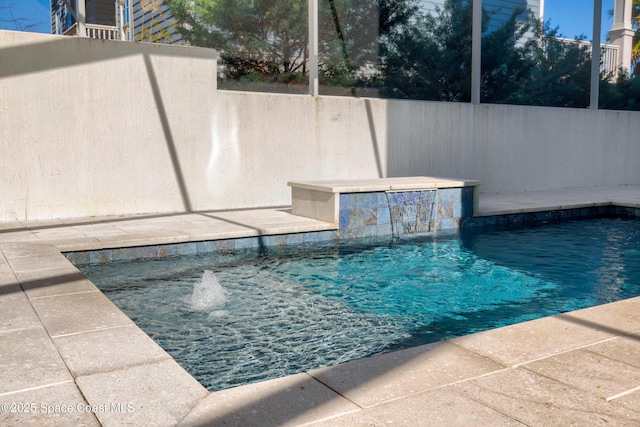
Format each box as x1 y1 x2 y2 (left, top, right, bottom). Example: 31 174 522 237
1 185 640 426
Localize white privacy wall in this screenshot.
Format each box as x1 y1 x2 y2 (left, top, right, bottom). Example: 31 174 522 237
386 101 640 193
1 30 220 220
1 30 639 222
387 102 640 193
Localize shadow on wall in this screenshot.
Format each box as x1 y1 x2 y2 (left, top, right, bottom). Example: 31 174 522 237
0 31 218 218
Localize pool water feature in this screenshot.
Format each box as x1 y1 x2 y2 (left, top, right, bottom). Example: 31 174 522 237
385 190 437 236
189 270 227 311
79 218 640 392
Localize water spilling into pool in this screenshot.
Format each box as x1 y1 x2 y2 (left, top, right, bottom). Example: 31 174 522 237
79 218 640 391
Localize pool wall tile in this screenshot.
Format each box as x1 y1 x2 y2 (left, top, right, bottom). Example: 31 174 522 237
196 241 217 254
66 251 90 265
214 240 235 252
287 234 305 245
459 205 640 230
339 209 350 228
177 242 198 256
111 247 134 262
336 187 471 239
363 208 378 226
89 249 112 264
302 233 317 243
377 193 388 208
65 185 640 267
159 244 177 258
134 246 160 259
439 218 460 230
376 224 393 236
316 230 338 242
339 194 349 210
377 207 391 225
234 237 258 250
263 235 289 247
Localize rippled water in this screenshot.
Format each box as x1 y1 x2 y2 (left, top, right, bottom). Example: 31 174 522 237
80 218 640 391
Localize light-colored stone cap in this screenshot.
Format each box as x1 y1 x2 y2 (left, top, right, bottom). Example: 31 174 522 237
288 176 481 193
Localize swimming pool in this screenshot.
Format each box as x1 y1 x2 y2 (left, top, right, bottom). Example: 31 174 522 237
80 217 640 392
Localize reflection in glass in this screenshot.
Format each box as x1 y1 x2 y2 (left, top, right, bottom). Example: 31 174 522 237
166 0 310 94
163 0 639 107
600 0 640 110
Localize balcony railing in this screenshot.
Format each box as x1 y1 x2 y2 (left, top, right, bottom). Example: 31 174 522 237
64 23 121 41
546 37 620 77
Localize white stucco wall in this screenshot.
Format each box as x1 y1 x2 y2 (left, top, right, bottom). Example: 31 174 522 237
1 30 220 220
0 31 387 221
1 30 639 222
386 101 640 193
204 93 387 209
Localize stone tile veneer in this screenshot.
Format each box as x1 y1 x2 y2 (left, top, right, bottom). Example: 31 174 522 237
66 205 640 266
66 183 477 265
66 231 340 266
337 187 475 239
65 176 639 266
462 205 640 229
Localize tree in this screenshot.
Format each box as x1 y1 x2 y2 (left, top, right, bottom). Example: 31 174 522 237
376 1 541 103
376 0 474 101
479 8 536 104
599 71 640 110
165 0 639 108
374 0 595 107
166 0 310 83
164 0 418 87
0 0 45 32
319 0 418 86
513 21 592 107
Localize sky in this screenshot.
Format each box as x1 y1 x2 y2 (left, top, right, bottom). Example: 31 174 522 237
0 0 49 33
545 0 615 42
0 0 620 42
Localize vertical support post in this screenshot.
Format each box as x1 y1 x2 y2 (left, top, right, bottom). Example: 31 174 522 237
118 2 126 41
471 0 482 105
590 0 602 110
77 0 87 37
609 0 635 73
308 0 319 96
128 0 135 41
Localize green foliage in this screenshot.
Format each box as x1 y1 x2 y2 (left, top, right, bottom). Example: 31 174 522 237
164 0 418 85
510 22 591 107
480 8 536 104
166 0 310 83
377 0 473 101
600 71 640 111
165 0 640 110
375 0 600 108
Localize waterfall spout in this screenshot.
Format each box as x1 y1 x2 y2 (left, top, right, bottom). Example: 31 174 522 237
385 190 437 237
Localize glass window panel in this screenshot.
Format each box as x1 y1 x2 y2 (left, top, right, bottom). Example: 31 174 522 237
480 0 593 107
318 0 473 101
600 0 640 110
165 0 309 94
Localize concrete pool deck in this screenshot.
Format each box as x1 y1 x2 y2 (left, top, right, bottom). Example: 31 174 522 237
1 185 640 426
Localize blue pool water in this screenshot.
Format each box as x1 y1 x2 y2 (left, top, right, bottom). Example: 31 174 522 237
79 218 640 391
